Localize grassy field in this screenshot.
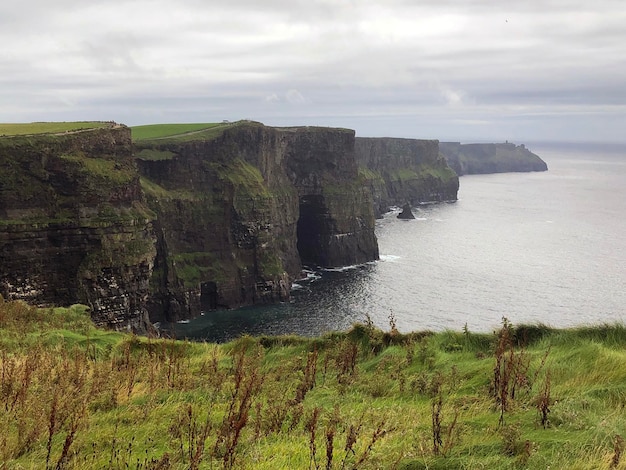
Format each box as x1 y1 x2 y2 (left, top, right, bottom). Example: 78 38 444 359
0 122 112 136
1 299 626 469
131 123 233 143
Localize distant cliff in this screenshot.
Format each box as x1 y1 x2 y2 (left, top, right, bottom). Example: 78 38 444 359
355 137 459 216
440 142 548 176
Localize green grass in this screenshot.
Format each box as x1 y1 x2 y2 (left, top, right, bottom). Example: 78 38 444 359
59 154 135 185
135 148 177 161
212 158 271 199
357 167 385 183
387 165 457 184
0 122 112 136
131 123 228 142
2 301 626 469
139 177 201 201
171 251 228 286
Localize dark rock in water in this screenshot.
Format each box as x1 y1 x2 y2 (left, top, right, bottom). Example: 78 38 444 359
397 203 415 219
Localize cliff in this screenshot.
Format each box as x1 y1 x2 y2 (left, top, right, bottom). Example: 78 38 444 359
355 137 459 216
0 124 156 332
440 142 548 176
1 121 464 329
135 121 378 323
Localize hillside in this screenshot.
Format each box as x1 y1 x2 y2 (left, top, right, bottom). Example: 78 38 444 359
0 121 114 136
2 298 625 469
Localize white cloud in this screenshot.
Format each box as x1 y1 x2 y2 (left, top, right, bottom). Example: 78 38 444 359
285 89 308 105
439 87 465 107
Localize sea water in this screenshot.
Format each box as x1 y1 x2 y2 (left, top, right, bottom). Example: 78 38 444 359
166 143 626 342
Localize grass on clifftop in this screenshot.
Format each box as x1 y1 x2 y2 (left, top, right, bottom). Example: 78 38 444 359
131 123 232 143
0 122 112 136
2 299 626 469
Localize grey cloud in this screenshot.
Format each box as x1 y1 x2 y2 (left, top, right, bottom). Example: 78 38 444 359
1 0 625 143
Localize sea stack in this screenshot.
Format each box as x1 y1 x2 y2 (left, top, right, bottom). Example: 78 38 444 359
397 203 415 219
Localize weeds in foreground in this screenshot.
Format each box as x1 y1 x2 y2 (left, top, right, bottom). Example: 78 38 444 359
491 317 550 427
537 370 552 429
611 434 624 469
2 300 626 469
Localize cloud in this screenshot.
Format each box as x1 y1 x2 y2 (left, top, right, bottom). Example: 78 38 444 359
439 87 465 107
0 0 625 142
285 89 308 105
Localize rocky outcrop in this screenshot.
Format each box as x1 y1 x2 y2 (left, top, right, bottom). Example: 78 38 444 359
136 122 378 323
355 137 459 217
397 203 415 219
0 125 157 332
440 142 548 175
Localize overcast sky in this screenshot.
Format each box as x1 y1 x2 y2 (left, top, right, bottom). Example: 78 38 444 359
2 0 625 143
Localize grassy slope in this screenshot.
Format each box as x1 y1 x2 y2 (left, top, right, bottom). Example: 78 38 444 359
2 300 626 469
131 123 234 144
0 122 111 136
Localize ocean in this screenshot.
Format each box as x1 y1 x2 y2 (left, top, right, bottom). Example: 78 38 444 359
166 142 626 342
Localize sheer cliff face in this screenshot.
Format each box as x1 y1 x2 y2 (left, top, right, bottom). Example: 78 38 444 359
0 126 157 332
136 123 378 323
282 127 379 268
440 142 548 176
355 137 459 216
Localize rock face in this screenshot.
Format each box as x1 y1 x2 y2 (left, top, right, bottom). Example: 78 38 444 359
135 122 379 323
355 137 459 217
0 125 157 332
1 121 465 329
440 142 548 176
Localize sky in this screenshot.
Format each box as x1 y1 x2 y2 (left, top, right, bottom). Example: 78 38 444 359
2 0 625 143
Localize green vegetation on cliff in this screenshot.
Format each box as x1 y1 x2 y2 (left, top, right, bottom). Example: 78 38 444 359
2 298 626 469
59 153 136 185
384 162 457 185
171 252 229 286
211 158 272 201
